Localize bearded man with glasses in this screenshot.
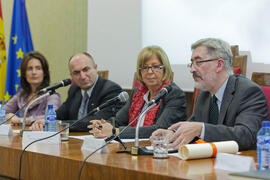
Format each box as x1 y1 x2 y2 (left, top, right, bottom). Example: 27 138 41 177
151 38 268 150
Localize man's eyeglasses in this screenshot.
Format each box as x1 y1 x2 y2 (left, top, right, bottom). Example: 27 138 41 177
139 65 164 73
187 58 219 68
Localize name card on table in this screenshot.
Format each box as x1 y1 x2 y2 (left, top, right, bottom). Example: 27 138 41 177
214 153 256 172
81 136 108 153
22 131 61 144
0 124 13 136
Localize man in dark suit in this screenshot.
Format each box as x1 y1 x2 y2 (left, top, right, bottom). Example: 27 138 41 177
151 38 268 150
31 52 123 131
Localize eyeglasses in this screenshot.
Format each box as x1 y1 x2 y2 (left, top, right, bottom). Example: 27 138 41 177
187 58 219 68
139 65 164 73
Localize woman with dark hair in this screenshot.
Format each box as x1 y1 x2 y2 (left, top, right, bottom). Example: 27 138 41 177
5 51 61 125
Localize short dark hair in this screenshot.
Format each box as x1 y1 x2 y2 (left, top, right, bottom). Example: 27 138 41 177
20 51 50 96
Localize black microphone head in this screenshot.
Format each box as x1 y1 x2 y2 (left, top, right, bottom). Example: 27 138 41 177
118 91 129 102
62 79 72 86
163 84 172 94
38 78 72 95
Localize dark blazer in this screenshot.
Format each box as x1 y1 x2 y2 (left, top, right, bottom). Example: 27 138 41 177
189 75 269 150
111 82 187 139
56 76 123 131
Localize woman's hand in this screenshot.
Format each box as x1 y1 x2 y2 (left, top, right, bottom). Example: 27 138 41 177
6 113 21 126
88 119 114 138
30 119 45 131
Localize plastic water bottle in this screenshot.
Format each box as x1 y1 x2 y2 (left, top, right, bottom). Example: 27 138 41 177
0 104 6 123
257 121 270 170
44 105 57 132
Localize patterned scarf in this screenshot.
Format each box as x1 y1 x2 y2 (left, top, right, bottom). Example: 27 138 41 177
128 81 171 127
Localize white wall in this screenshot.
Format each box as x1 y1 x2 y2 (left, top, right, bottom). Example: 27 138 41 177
87 0 142 89
88 0 270 91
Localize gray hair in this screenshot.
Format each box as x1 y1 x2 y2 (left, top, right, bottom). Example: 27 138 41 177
191 38 233 75
68 52 95 66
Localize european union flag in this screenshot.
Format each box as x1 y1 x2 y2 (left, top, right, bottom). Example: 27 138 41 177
4 0 33 102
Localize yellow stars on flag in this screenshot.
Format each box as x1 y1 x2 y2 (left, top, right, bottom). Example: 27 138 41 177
12 36 17 45
15 84 19 91
4 92 11 102
17 69 21 77
16 48 23 59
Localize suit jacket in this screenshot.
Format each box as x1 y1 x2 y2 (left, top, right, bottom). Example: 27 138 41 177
112 82 187 139
56 76 123 131
189 75 269 150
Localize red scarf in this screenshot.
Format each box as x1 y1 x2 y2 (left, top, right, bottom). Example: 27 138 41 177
128 82 171 127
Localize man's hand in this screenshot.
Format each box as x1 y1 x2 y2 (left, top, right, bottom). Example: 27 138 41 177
150 129 174 145
168 122 203 149
30 119 45 131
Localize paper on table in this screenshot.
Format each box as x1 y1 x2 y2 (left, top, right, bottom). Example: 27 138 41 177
69 135 93 140
178 141 239 160
214 153 256 172
69 135 148 143
13 129 21 134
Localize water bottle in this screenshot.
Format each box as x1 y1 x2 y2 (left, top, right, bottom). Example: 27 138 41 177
44 105 57 132
257 121 270 170
0 104 6 123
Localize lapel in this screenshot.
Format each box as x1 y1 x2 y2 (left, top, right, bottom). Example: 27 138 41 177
219 75 236 124
73 88 83 119
86 76 104 112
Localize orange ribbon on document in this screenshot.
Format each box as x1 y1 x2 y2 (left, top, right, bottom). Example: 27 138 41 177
194 138 217 157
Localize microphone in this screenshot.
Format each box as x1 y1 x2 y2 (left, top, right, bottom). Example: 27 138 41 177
94 91 129 112
19 92 129 180
148 84 172 105
38 79 72 95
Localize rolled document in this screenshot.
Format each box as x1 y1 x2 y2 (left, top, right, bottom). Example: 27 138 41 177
178 141 239 160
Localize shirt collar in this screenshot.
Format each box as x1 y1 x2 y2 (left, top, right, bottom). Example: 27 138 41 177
81 75 99 97
143 90 151 104
215 77 229 103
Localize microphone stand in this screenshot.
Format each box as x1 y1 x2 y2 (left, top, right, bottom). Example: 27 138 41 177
21 90 55 134
131 103 157 155
78 102 160 179
105 117 127 149
18 94 128 180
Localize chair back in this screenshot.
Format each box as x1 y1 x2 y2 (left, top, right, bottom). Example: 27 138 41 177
231 45 239 57
232 55 247 76
132 72 141 89
231 45 247 76
251 72 270 86
98 70 109 80
251 72 270 120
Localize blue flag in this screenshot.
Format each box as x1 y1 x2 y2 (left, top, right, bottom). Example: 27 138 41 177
4 0 33 102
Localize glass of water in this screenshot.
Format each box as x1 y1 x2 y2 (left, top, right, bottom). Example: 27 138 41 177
57 121 69 141
152 136 168 159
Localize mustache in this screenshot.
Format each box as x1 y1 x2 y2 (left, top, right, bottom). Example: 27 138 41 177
193 72 203 80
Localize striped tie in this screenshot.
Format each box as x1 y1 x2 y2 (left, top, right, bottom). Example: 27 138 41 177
78 92 89 119
208 95 219 124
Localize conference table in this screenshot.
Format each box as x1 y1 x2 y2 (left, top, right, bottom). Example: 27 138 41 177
0 126 256 180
